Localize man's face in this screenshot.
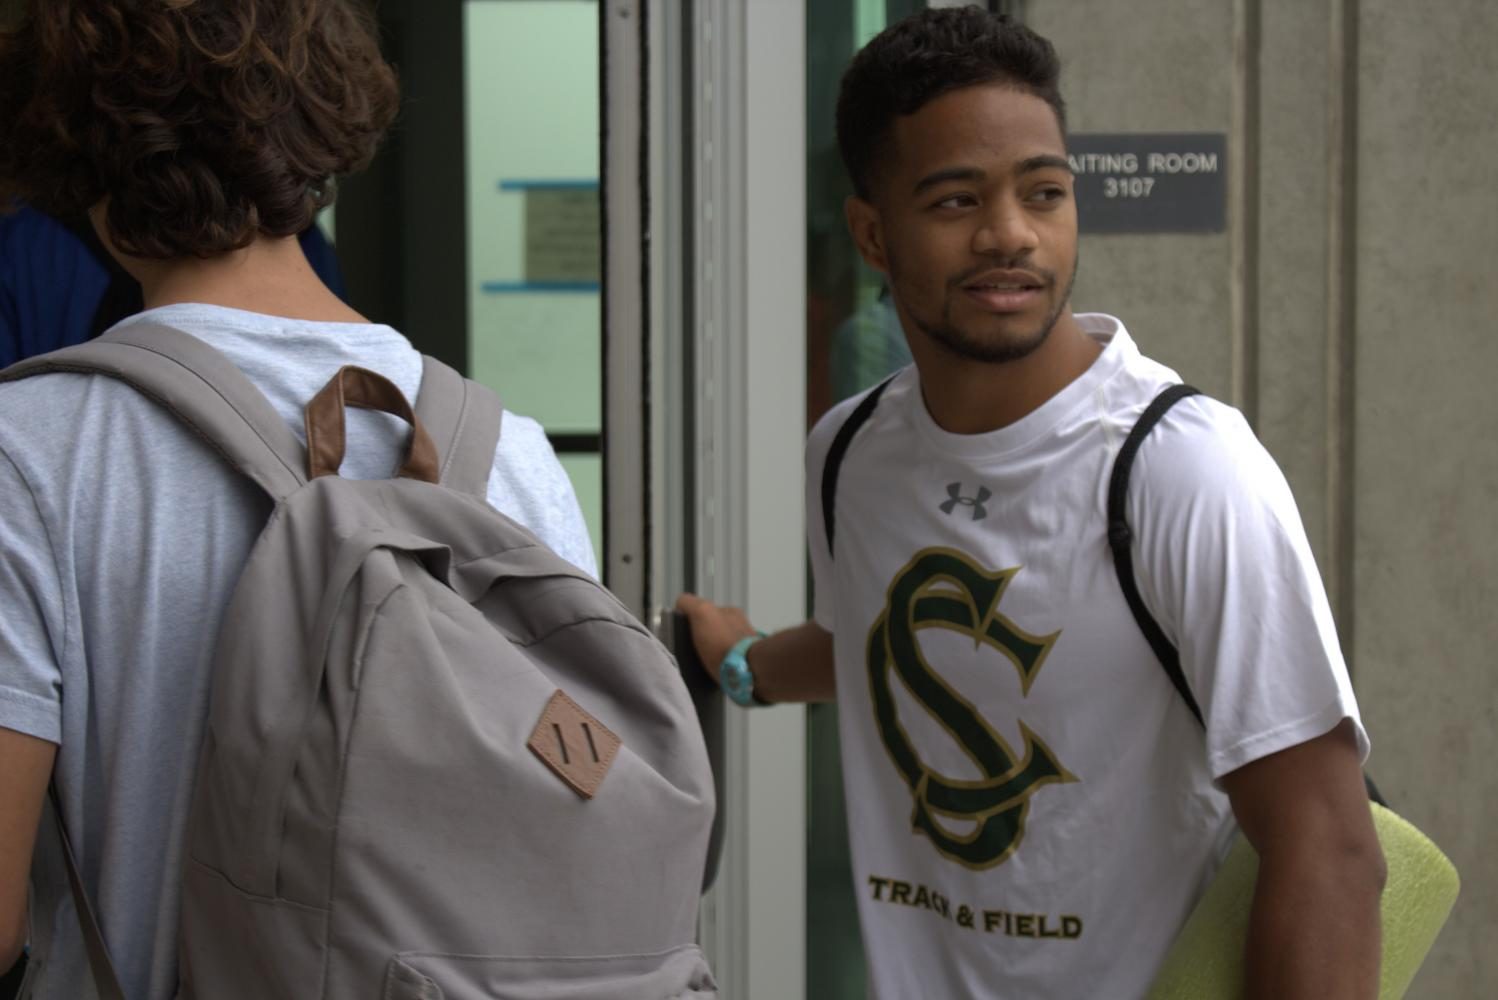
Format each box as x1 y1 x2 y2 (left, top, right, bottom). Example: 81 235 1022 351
847 84 1078 365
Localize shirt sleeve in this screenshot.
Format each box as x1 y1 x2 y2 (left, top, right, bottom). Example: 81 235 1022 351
0 444 66 744
485 411 600 579
1127 397 1368 780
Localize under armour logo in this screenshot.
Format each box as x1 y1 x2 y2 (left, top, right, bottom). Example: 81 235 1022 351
940 483 991 520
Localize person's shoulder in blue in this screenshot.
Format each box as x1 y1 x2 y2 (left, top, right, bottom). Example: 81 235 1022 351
0 202 345 368
0 204 106 368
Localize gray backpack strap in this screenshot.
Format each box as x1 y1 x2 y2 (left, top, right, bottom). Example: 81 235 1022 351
0 324 307 998
47 783 126 1000
0 322 306 499
414 355 503 499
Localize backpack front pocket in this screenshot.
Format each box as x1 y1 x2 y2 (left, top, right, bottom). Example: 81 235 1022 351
383 945 717 1000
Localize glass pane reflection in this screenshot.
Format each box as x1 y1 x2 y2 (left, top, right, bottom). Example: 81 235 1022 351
805 3 925 997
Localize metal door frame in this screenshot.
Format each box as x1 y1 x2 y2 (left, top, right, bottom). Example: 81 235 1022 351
606 1 809 996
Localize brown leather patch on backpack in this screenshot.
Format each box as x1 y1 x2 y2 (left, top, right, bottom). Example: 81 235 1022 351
528 690 622 799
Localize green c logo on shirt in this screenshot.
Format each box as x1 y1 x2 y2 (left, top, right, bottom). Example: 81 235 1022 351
868 547 1076 870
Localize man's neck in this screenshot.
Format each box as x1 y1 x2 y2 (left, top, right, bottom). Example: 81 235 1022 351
133 233 367 325
910 312 1103 435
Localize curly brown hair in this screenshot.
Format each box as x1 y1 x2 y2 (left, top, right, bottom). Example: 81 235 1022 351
0 0 399 259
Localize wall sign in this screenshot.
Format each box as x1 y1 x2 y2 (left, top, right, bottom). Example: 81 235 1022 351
520 183 601 284
1067 133 1227 234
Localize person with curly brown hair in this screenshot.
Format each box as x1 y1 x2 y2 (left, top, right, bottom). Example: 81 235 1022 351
0 3 598 998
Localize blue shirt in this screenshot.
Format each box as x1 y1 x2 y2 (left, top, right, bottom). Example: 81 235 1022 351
0 204 346 368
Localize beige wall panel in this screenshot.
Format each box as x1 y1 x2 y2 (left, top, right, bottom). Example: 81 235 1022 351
1036 1 1494 992
1031 1 1237 405
1070 236 1235 401
1254 1 1334 558
1356 2 1498 995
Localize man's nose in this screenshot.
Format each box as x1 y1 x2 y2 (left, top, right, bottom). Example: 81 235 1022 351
972 198 1038 258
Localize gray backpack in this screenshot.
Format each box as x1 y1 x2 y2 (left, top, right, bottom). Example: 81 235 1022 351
6 324 717 999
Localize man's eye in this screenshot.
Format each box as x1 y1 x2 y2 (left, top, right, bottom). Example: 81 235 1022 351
1030 187 1066 203
934 194 976 210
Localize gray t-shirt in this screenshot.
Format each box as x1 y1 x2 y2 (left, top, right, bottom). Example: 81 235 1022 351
0 304 598 1000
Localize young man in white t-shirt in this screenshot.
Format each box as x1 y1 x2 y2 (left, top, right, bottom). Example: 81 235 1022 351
678 8 1385 998
0 3 596 998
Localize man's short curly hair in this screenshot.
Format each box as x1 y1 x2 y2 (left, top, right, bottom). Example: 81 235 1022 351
0 0 399 259
836 8 1066 201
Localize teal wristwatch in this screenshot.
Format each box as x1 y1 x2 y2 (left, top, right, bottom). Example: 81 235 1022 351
719 632 768 707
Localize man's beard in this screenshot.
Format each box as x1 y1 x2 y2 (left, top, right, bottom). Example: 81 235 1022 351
902 255 1079 366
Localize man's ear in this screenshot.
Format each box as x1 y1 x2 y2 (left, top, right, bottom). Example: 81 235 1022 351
844 195 890 276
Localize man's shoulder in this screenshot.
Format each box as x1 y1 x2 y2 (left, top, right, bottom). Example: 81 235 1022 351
491 408 569 471
1 203 77 250
806 366 915 462
1122 390 1299 533
1072 332 1289 519
1127 391 1260 470
0 369 106 436
0 369 181 481
1092 334 1257 470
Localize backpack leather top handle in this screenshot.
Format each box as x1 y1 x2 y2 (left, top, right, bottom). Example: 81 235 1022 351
304 365 441 483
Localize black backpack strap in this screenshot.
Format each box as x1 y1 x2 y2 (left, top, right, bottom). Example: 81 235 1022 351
1111 386 1389 807
1106 384 1205 726
821 375 896 559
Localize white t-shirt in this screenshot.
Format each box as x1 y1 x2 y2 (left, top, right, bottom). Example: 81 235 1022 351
806 314 1367 1000
0 304 597 1000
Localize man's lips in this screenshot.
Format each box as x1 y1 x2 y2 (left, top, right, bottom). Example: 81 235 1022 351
960 269 1048 313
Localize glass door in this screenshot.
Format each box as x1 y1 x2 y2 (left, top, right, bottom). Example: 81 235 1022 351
339 3 818 996
335 0 605 572
465 0 603 572
805 5 928 996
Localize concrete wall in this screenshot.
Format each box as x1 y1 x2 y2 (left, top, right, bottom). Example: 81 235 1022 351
1028 2 1496 995
1354 4 1498 993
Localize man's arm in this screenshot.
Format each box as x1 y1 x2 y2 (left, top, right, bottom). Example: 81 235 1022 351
0 727 55 972
674 594 836 703
1220 719 1385 1000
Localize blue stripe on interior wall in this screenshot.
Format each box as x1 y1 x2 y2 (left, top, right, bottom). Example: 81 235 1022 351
497 179 600 191
480 280 601 294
